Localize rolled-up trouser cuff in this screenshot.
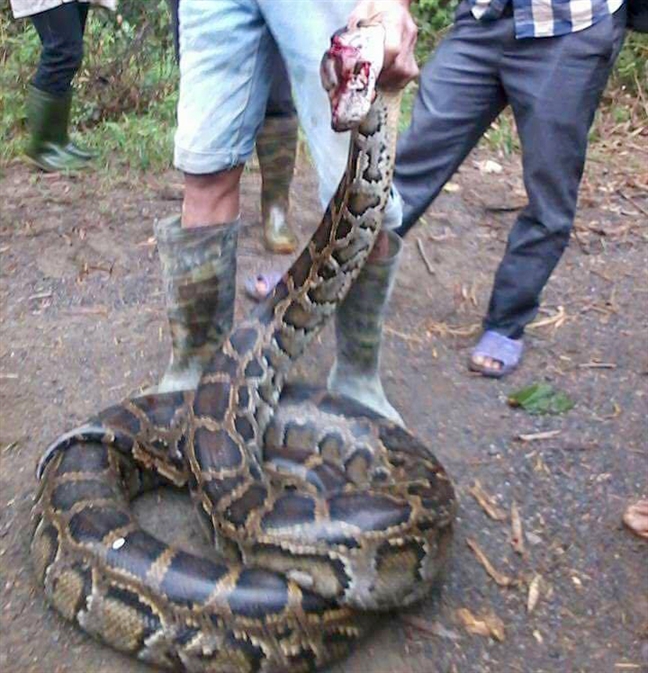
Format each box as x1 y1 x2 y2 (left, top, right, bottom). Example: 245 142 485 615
173 146 252 175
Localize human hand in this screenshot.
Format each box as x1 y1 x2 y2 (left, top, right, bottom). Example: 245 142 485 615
347 0 419 88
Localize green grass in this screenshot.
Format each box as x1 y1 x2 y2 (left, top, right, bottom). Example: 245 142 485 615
0 4 178 171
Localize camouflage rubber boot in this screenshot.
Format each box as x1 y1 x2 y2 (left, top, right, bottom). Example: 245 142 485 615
256 115 299 254
328 230 404 425
155 215 238 393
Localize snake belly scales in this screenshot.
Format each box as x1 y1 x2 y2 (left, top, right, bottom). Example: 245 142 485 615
30 31 457 673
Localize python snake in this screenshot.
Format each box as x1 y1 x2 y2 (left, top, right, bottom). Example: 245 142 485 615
31 26 457 673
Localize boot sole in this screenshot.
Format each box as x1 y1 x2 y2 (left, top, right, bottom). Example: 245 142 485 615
25 154 88 174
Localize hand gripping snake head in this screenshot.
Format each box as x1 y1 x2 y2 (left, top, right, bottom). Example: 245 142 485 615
320 23 386 132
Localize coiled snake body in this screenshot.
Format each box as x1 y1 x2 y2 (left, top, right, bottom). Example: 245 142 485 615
31 28 457 673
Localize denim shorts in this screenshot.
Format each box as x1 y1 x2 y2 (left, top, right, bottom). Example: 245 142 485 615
174 0 402 228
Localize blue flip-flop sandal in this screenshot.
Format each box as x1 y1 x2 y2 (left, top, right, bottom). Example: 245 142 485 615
469 330 524 378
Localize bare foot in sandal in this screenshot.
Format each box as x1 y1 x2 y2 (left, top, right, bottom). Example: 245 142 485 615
623 499 648 539
244 271 282 301
469 330 524 378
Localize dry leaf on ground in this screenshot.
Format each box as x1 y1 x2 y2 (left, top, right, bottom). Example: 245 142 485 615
400 615 462 641
511 501 525 555
443 182 461 193
466 538 515 587
622 500 648 539
457 608 506 642
476 159 503 174
469 481 507 521
527 574 542 613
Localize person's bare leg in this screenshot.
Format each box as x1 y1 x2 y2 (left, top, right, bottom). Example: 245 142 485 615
369 229 389 261
182 166 244 228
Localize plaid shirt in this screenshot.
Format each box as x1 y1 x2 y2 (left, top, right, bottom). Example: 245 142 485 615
470 0 624 38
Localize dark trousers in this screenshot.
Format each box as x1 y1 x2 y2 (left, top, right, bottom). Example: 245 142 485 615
395 3 626 338
31 2 89 97
167 0 295 118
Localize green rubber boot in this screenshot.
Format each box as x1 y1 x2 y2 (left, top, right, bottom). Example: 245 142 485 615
155 215 239 393
328 231 404 425
25 85 93 172
256 115 299 254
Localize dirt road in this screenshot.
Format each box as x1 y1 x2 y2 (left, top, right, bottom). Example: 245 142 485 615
1 142 646 672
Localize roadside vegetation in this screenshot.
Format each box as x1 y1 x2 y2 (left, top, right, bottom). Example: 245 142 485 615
1 0 645 171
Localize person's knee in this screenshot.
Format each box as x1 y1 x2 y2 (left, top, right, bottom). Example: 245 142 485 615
62 37 84 75
42 37 84 88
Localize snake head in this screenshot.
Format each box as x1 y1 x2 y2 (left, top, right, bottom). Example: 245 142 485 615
321 24 385 132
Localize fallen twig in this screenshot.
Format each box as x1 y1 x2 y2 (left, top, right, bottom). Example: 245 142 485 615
510 502 525 555
518 430 561 442
65 306 109 317
427 320 481 338
578 362 617 369
400 615 461 641
527 305 567 332
469 481 507 521
416 238 435 275
384 326 426 345
618 190 648 218
2 441 19 454
28 291 53 301
466 538 515 587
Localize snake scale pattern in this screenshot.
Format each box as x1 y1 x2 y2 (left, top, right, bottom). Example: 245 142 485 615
31 28 457 673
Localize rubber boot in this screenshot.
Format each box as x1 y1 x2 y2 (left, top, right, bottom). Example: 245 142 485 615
256 115 299 254
328 231 404 425
155 215 239 393
25 86 93 172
